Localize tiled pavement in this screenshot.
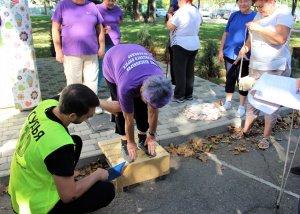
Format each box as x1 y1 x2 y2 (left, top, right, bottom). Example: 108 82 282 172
0 57 243 180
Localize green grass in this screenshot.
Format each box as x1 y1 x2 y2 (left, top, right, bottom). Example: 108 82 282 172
31 16 300 60
31 16 52 58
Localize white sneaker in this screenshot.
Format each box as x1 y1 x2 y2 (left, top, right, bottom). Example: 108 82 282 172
220 101 232 112
95 106 103 114
236 106 246 118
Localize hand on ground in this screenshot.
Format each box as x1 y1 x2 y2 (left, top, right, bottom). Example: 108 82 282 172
145 136 157 156
127 142 137 160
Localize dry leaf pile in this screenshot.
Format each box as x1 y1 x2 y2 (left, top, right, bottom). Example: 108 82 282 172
74 159 109 180
164 136 227 162
0 183 8 195
276 111 300 130
75 112 300 178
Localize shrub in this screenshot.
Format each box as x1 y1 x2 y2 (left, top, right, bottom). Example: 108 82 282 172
291 57 299 77
137 26 155 55
49 25 55 57
195 39 220 79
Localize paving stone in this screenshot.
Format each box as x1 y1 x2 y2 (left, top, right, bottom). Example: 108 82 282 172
157 128 171 136
0 58 246 179
83 139 97 146
0 163 10 171
74 125 90 132
80 129 93 135
0 157 7 165
82 145 96 153
80 135 90 141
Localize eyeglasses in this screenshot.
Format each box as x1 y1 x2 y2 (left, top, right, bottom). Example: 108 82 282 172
237 0 252 3
254 4 264 9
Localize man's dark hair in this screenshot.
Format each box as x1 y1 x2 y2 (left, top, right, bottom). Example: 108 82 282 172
59 84 99 117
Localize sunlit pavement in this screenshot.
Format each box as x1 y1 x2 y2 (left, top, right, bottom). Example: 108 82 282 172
1 57 298 214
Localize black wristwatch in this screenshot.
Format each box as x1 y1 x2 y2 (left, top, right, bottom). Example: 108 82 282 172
148 131 156 137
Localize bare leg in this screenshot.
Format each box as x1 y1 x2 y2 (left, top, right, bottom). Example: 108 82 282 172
263 120 272 138
239 95 246 106
225 92 233 102
242 104 258 133
242 114 255 134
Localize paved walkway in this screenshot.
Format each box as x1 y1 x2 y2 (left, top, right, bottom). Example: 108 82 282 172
0 57 244 180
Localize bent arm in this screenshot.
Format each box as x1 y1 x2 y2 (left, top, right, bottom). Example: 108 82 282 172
218 32 228 62
53 168 108 203
123 112 135 144
97 24 105 59
148 105 158 134
99 99 121 114
248 22 290 45
52 21 63 63
234 36 251 64
166 13 176 31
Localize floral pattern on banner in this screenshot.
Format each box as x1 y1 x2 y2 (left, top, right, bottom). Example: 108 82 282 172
0 0 41 110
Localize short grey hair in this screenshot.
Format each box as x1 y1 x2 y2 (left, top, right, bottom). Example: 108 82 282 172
142 75 173 109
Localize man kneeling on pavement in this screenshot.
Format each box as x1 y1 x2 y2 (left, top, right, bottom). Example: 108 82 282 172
9 84 116 213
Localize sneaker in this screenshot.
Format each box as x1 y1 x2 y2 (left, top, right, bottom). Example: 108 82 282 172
236 105 246 118
138 134 156 157
185 95 193 101
220 101 232 111
120 140 133 163
95 106 103 114
291 166 300 175
172 97 185 103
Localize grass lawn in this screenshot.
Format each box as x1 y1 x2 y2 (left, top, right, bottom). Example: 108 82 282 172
31 16 300 80
32 16 300 58
31 16 52 58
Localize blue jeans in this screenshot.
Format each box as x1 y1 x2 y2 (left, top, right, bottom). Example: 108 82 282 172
98 44 114 91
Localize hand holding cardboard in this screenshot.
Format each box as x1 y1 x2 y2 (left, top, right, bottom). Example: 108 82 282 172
107 161 126 181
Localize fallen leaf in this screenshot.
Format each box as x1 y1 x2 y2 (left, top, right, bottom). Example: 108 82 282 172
232 151 240 155
0 183 7 194
198 153 208 162
137 208 143 213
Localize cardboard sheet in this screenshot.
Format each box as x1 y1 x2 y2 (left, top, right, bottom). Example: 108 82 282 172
248 73 300 114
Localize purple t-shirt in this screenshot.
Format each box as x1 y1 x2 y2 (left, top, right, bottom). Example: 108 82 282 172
103 44 163 113
97 3 123 45
52 0 104 56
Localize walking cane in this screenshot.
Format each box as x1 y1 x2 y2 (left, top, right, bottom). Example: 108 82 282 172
275 111 300 211
237 28 248 85
165 37 170 78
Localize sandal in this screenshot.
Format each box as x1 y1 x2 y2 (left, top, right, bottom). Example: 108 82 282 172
257 137 271 150
231 130 249 140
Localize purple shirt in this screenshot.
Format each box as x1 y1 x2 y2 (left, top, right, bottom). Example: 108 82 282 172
52 0 104 56
97 3 123 45
103 44 163 113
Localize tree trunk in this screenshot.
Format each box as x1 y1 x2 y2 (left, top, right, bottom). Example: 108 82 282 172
198 0 201 8
132 0 144 21
292 0 298 16
146 0 156 23
44 0 48 15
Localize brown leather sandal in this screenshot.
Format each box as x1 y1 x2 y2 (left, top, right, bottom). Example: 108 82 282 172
257 137 271 150
231 130 249 140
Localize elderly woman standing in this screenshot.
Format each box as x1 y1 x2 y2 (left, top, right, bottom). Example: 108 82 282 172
219 0 256 117
234 0 294 149
166 0 202 103
96 0 123 114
